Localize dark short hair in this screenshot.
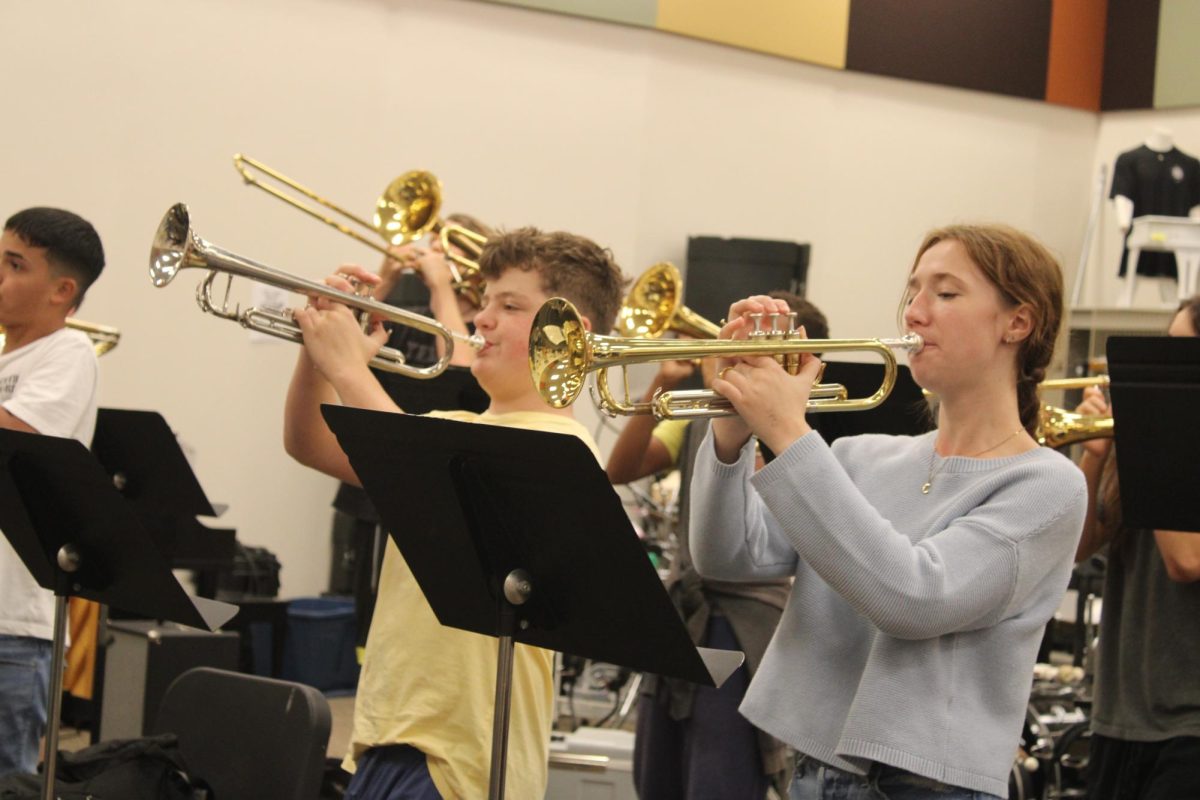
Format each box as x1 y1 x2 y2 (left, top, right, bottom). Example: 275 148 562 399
5 207 105 307
479 227 627 333
768 290 829 340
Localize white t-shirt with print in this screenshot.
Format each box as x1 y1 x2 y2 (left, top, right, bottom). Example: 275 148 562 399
0 327 99 640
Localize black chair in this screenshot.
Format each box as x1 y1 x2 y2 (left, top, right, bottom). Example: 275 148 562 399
151 666 332 800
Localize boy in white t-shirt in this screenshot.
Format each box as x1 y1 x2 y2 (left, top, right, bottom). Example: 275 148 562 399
0 207 105 777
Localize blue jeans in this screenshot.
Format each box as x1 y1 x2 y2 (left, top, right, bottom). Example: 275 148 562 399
0 635 52 777
790 754 1003 800
346 744 443 800
633 615 769 800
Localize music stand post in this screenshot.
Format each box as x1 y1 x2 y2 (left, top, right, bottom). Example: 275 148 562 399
0 429 237 800
322 406 743 800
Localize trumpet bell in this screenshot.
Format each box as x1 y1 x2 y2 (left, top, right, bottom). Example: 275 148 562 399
530 297 590 408
375 170 443 246
617 262 721 339
1037 405 1114 449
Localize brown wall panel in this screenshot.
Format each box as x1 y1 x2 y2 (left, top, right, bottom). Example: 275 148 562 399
1045 0 1107 111
845 0 1053 100
1101 0 1159 110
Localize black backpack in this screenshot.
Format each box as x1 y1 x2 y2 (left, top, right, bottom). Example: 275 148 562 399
0 734 208 800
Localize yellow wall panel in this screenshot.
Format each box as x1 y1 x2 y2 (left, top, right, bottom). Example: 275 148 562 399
657 0 851 69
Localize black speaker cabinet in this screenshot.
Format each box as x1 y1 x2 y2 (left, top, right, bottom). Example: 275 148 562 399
99 620 239 740
684 236 811 325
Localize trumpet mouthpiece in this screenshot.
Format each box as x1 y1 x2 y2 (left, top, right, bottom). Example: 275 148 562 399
899 332 924 353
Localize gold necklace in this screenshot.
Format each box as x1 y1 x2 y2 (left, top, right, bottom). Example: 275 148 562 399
921 428 1025 495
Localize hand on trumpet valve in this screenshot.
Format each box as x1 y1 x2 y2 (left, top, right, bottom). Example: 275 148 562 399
710 295 818 457
293 284 389 383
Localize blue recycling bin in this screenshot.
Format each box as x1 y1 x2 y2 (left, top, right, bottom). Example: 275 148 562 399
281 596 360 695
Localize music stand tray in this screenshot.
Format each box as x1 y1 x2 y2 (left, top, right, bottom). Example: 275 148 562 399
1107 336 1200 532
0 429 237 800
321 406 742 799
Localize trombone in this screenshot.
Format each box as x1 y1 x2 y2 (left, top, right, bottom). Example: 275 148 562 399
0 319 120 357
530 297 922 419
149 203 482 379
233 154 487 306
617 262 721 339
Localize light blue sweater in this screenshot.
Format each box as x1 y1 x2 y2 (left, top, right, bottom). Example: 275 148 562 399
690 429 1087 797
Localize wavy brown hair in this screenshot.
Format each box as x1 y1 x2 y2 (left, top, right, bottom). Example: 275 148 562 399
478 227 627 334
902 224 1064 436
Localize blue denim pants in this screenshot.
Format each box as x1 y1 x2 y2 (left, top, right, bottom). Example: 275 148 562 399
0 635 52 777
790 754 1003 800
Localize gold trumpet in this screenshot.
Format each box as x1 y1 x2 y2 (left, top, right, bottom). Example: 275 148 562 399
149 203 482 379
1039 375 1110 392
1036 374 1112 448
1037 406 1114 449
921 375 1114 449
617 262 721 339
0 319 120 357
233 154 487 307
530 297 922 419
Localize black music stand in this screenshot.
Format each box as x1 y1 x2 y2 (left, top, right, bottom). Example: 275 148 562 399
87 408 237 736
0 429 237 800
1108 336 1200 532
90 408 233 585
321 406 743 800
91 408 215 516
808 362 932 445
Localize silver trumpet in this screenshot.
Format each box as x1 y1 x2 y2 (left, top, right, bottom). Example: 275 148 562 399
149 203 482 378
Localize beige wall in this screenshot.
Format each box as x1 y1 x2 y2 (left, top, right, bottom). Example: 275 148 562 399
5 0 1135 598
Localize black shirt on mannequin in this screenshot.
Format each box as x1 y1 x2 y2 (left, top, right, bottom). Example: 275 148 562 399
1110 145 1200 278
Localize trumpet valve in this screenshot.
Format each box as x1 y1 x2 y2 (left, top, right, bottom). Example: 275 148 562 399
784 317 803 374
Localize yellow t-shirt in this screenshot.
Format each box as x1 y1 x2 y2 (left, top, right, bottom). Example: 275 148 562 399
345 409 601 799
650 418 689 467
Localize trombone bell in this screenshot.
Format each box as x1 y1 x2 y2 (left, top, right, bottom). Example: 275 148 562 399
233 155 486 307
617 262 721 340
